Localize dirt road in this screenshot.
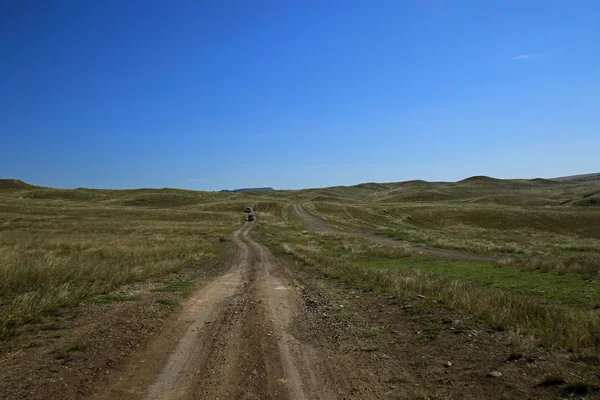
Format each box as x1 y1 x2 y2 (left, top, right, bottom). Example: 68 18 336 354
94 220 331 400
293 204 505 262
293 204 334 233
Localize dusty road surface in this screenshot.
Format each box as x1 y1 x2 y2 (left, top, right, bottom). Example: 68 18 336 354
93 220 332 400
293 204 505 262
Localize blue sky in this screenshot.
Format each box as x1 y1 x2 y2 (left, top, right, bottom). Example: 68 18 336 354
1 1 599 190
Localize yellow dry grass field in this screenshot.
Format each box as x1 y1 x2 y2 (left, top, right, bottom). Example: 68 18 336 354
0 181 254 337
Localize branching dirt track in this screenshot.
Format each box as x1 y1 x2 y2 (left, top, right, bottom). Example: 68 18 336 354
293 204 505 262
93 220 333 400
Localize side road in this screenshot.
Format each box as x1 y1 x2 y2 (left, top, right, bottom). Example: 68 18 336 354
292 204 506 262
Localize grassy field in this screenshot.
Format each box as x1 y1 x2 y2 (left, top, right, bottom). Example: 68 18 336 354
262 223 600 351
297 178 600 280
2 175 599 357
260 176 600 353
0 180 260 337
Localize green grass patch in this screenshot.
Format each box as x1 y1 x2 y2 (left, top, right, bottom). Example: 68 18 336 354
383 231 409 240
40 320 64 331
156 298 180 307
86 295 140 304
361 258 600 308
152 280 195 298
364 326 386 337
53 340 86 360
381 230 427 244
300 231 599 307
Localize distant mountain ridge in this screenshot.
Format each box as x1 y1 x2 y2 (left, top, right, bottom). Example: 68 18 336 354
219 187 275 193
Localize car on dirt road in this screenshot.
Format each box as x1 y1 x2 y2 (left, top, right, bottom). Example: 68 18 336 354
247 214 255 221
245 207 252 213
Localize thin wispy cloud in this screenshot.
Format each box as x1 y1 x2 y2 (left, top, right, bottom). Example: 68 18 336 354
416 121 423 125
512 55 531 60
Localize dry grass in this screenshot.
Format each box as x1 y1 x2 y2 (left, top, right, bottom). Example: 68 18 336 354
261 214 600 352
267 178 600 358
281 236 600 351
304 200 600 279
0 186 246 337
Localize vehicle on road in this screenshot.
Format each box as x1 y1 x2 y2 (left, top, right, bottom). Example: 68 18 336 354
247 214 255 221
245 207 252 213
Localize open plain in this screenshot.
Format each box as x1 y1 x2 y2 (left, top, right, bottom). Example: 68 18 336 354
1 175 600 399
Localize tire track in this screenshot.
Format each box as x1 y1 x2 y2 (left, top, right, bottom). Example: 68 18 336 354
247 234 334 400
93 223 252 399
146 225 253 399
